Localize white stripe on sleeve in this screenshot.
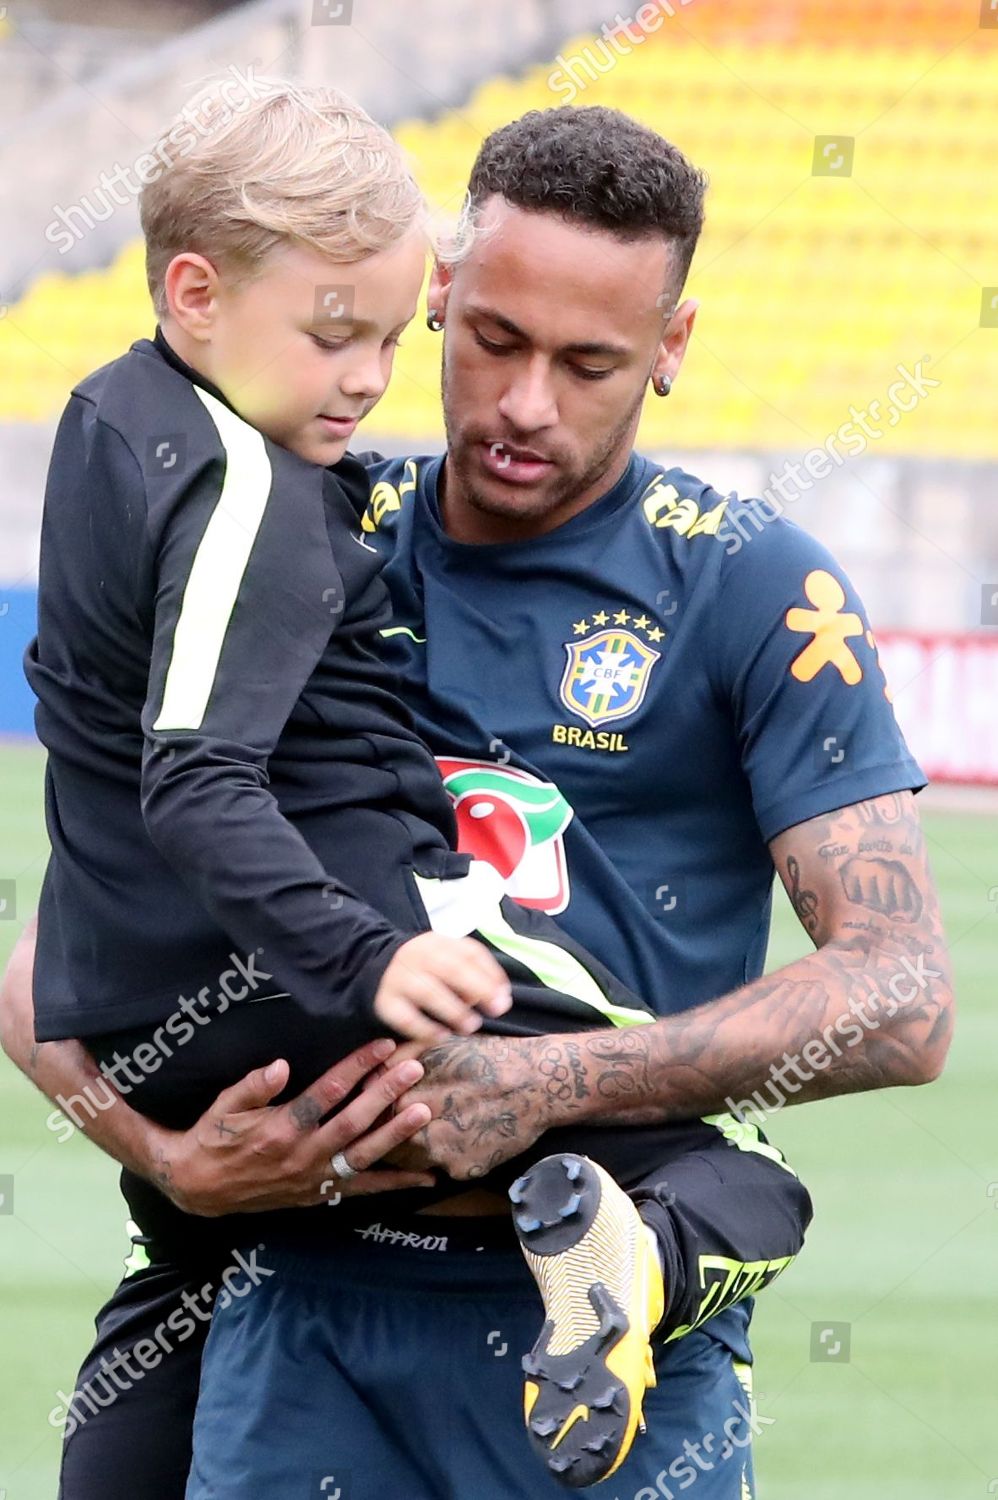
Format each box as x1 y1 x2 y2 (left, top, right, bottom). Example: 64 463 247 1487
153 387 273 731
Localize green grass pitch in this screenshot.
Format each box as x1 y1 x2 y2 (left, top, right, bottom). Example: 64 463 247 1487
0 740 995 1497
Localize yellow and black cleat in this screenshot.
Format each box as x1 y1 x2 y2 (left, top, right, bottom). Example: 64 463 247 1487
510 1153 666 1488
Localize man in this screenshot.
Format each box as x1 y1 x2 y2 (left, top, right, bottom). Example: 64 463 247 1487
2 106 951 1499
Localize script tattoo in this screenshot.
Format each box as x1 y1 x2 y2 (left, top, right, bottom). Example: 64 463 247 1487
583 1030 655 1104
564 1040 590 1100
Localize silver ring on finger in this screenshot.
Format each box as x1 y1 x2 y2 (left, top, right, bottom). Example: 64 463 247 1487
330 1149 357 1181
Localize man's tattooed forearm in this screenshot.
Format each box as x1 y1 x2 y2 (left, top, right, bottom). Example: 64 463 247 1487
564 1030 661 1124
410 788 953 1143
564 927 952 1126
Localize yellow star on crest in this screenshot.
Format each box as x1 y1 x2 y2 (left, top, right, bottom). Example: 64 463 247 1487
647 626 665 642
572 619 589 635
613 610 629 626
592 610 609 626
632 614 651 631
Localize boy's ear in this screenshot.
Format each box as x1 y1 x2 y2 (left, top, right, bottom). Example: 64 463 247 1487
163 253 223 340
426 259 453 324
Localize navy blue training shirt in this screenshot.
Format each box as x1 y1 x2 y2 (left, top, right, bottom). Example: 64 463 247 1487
363 450 925 1017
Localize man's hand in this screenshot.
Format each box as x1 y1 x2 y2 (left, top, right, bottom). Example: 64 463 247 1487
0 923 439 1211
396 1034 556 1180
156 1039 438 1216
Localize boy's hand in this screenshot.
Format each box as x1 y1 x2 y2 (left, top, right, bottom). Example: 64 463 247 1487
373 933 513 1042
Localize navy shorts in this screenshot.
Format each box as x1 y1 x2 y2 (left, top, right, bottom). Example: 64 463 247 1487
61 1115 809 1499
187 1220 765 1500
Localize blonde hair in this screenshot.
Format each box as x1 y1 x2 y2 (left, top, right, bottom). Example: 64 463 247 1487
140 74 427 317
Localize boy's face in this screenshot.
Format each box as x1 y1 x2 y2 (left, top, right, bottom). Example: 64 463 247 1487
181 234 426 466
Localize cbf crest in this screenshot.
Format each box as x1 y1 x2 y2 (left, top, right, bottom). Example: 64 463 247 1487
559 611 663 729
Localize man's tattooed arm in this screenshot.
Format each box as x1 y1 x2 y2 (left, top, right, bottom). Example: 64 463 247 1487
578 791 952 1120
407 792 954 1174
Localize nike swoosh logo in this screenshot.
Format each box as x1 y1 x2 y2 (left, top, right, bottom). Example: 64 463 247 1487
550 1404 590 1450
380 625 427 644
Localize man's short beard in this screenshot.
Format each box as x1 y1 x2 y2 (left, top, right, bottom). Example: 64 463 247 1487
442 366 644 526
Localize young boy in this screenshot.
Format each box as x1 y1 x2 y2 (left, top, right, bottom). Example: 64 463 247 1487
26 77 810 1492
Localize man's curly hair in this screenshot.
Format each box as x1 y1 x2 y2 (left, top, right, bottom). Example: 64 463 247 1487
463 106 707 293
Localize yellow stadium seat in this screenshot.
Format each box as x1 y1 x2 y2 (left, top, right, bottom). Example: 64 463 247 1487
1 4 994 459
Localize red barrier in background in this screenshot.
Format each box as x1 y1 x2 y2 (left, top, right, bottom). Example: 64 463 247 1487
878 632 998 786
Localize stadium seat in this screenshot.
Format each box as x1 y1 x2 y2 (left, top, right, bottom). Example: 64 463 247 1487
0 0 993 459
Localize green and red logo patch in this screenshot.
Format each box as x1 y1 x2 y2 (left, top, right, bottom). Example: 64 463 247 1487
436 757 574 914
